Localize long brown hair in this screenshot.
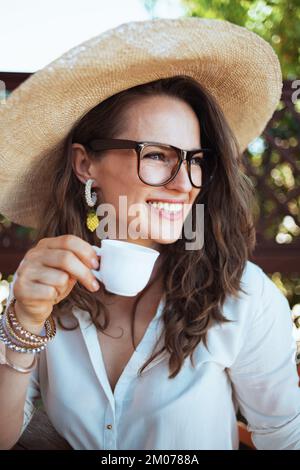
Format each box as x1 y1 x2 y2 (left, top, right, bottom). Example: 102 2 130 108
34 75 256 379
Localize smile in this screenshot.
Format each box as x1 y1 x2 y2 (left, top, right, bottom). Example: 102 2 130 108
146 200 184 220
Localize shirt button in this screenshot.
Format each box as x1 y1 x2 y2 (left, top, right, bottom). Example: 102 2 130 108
106 424 113 430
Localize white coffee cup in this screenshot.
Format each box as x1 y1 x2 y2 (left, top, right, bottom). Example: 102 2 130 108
91 239 160 296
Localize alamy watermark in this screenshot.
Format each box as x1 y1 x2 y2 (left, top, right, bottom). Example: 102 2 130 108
291 80 300 104
92 196 204 251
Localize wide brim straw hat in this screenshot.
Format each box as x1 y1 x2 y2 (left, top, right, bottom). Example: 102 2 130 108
0 17 282 230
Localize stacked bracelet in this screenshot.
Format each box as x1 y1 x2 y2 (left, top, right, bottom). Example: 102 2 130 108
0 297 56 354
0 317 46 353
2 317 47 351
0 345 38 374
6 299 56 344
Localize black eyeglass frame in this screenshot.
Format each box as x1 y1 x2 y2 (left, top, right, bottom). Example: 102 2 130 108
84 138 217 189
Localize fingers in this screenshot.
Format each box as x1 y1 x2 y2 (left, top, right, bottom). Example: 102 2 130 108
29 266 70 288
14 278 58 304
30 266 71 302
11 235 101 325
27 248 99 292
37 235 99 270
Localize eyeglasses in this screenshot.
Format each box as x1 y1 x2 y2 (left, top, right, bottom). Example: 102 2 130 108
84 138 217 189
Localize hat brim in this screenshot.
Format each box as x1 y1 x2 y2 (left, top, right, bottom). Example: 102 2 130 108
0 17 282 229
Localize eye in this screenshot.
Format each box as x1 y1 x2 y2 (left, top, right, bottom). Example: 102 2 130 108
143 152 166 161
190 156 203 166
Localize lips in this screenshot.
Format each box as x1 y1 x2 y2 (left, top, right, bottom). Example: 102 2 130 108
146 200 184 221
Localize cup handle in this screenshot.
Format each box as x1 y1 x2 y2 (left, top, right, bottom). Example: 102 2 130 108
91 245 103 282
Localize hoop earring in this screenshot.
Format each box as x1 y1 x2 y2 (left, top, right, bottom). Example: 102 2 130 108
84 178 100 232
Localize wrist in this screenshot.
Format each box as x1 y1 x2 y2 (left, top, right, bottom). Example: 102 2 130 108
5 346 37 369
14 301 46 335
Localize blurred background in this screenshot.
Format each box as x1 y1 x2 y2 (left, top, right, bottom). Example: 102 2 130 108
0 0 299 321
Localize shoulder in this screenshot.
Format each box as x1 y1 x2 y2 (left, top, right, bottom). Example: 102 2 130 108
224 259 288 320
220 260 264 324
239 260 292 335
197 260 290 368
239 259 265 299
241 260 289 314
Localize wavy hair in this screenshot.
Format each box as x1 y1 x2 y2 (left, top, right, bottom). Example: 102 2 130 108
34 75 257 379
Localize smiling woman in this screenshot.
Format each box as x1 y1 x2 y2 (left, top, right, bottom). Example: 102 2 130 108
0 17 299 451
47 74 258 372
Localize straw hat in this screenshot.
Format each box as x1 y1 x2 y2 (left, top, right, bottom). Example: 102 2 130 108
0 17 282 229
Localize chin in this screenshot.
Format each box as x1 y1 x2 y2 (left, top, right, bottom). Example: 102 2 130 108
127 217 184 245
147 224 184 245
154 237 181 245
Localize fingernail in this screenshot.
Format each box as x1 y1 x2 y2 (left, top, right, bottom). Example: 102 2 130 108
91 258 99 269
92 280 100 291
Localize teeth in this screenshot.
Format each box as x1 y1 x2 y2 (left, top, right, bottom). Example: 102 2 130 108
147 201 183 212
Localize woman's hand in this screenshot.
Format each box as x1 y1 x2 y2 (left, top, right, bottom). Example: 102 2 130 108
12 235 100 328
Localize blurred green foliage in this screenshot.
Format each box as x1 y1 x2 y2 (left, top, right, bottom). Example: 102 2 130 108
182 0 300 79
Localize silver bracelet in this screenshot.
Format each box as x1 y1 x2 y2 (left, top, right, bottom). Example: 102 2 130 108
0 316 46 354
0 344 38 374
2 313 46 350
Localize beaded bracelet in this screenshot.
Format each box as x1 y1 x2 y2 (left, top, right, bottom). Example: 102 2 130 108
7 297 56 344
4 313 46 348
0 317 46 353
4 307 51 348
2 315 46 350
0 297 56 354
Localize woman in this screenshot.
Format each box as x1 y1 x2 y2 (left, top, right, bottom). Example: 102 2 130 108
0 17 299 450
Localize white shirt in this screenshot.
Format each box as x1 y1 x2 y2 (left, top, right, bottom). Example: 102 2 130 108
4 260 300 450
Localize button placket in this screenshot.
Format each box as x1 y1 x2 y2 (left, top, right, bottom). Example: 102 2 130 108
104 406 116 450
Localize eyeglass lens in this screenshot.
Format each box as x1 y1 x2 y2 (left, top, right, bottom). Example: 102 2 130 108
139 144 211 187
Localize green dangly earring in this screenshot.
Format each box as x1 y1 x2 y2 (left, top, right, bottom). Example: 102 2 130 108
84 178 100 232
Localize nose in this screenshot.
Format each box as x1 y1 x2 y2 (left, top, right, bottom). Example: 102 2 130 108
164 160 193 192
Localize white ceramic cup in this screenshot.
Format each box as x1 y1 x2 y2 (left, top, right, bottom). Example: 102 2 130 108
91 239 160 296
